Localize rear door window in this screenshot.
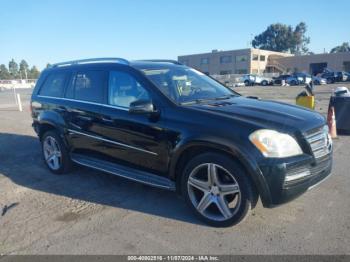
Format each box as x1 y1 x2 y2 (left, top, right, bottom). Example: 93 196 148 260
66 70 106 103
39 72 68 97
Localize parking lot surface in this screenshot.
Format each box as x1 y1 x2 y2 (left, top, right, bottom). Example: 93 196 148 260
0 84 349 254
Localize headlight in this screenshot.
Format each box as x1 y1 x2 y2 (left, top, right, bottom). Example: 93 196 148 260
249 129 303 158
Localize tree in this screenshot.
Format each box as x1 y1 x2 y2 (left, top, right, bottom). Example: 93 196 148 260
292 22 310 55
8 59 19 78
0 64 11 80
28 66 40 79
330 42 350 53
252 22 310 54
19 59 29 79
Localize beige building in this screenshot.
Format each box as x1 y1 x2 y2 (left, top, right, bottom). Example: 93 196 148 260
272 52 350 75
178 48 292 75
178 48 350 75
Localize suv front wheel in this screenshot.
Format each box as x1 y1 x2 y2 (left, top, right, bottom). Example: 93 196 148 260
42 130 72 174
181 152 256 227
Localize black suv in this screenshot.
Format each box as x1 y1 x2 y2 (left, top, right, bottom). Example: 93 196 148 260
31 58 333 227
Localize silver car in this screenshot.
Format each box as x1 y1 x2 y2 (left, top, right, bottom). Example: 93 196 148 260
312 76 327 85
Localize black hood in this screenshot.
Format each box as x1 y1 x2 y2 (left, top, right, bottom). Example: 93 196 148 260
188 96 326 133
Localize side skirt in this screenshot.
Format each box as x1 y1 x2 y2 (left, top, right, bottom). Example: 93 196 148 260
70 153 176 191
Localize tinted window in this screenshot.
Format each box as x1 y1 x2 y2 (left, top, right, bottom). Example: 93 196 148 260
236 55 247 62
69 71 105 103
39 72 68 97
201 58 209 64
108 71 150 108
220 56 232 64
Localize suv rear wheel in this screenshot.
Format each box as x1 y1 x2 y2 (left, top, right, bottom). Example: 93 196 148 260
181 152 256 227
42 130 72 174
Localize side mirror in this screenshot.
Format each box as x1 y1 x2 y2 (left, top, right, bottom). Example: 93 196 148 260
129 99 157 115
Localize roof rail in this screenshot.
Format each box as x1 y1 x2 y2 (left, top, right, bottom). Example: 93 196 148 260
51 57 129 68
136 59 182 65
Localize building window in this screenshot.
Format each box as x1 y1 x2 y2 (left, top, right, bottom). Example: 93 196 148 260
236 55 248 62
252 54 259 61
235 69 248 74
260 55 266 61
343 61 350 71
220 56 232 64
220 70 232 75
201 58 209 65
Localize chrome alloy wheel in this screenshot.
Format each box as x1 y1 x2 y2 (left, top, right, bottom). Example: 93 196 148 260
187 163 241 221
43 136 62 170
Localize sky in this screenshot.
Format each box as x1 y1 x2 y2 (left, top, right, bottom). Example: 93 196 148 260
0 0 349 70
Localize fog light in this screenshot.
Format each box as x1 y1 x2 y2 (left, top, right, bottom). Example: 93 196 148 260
285 170 311 182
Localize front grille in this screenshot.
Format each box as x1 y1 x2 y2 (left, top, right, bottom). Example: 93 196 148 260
305 126 332 159
283 127 332 187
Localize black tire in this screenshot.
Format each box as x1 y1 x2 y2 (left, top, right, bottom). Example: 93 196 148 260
41 130 72 174
181 152 256 227
261 80 268 86
244 80 250 86
290 80 296 86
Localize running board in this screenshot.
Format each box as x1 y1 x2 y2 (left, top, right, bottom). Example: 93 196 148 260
71 154 176 191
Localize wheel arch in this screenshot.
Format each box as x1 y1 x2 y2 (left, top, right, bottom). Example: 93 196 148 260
169 141 272 206
36 110 66 141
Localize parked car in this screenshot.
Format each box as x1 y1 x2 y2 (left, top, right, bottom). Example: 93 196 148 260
293 73 312 85
335 71 350 82
242 74 273 86
312 76 327 85
273 75 300 86
321 72 337 84
31 58 333 227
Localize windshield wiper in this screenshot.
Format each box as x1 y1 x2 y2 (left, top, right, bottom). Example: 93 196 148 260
180 94 237 105
180 99 209 105
213 94 236 100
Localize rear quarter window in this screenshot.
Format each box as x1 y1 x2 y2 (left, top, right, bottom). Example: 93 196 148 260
39 72 68 97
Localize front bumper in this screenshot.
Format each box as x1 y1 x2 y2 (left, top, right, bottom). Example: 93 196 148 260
258 153 332 207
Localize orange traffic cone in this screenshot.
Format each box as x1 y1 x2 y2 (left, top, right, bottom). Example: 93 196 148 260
327 105 337 138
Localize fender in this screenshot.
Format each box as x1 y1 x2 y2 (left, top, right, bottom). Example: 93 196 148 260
168 135 273 206
38 110 66 132
36 110 70 147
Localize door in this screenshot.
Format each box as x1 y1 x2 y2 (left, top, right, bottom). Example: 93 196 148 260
64 70 108 157
96 69 170 175
310 63 327 75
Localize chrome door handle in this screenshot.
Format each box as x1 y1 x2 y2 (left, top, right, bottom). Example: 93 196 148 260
102 117 114 123
77 115 92 121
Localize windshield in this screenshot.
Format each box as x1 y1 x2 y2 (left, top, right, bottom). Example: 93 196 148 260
140 66 239 104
